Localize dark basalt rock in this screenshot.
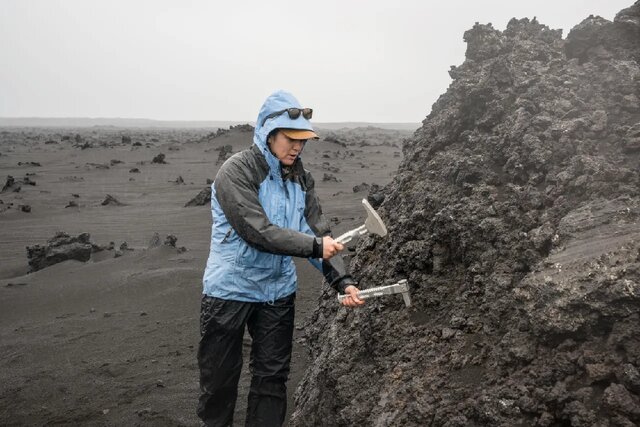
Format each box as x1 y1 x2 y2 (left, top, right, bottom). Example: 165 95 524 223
367 183 385 209
101 194 125 206
152 153 166 164
1 176 20 193
216 145 233 165
205 123 255 140
185 187 212 207
292 4 640 426
352 182 370 193
322 173 340 183
164 234 177 247
22 176 36 186
26 232 94 272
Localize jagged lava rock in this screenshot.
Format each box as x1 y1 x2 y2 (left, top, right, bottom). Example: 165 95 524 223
292 5 640 427
185 187 212 207
26 232 93 272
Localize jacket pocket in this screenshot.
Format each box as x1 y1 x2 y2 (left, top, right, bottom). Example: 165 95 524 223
235 241 276 270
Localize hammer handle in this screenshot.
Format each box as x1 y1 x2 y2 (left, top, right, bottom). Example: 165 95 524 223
337 280 408 302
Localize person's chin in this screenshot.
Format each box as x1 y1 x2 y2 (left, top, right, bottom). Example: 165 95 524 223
282 156 296 165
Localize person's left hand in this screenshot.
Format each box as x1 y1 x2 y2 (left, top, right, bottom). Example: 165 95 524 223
341 284 364 307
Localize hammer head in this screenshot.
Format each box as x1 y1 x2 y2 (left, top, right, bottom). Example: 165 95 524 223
397 279 411 307
362 198 387 238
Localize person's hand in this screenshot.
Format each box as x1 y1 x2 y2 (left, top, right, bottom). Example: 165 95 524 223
322 236 344 259
341 284 364 307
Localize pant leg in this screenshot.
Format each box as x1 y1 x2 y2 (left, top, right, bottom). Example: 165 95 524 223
197 295 253 427
245 292 296 427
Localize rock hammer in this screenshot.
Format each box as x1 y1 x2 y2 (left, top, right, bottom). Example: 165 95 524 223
338 279 411 307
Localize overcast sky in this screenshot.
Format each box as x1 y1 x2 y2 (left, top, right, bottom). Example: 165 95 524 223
0 0 632 123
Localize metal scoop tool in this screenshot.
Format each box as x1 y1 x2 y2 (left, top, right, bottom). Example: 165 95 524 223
335 199 387 244
338 279 411 307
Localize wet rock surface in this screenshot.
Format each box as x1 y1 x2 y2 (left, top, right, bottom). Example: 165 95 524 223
293 4 640 426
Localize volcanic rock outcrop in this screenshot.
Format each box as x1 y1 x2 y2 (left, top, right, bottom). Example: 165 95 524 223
292 3 640 426
205 123 255 140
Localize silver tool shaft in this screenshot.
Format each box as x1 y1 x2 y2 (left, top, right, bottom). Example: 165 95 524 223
338 279 410 307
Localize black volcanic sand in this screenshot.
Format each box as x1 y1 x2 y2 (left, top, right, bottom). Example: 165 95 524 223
0 125 408 425
292 3 640 427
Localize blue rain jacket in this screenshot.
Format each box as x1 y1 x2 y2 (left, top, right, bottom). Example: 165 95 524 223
202 90 353 302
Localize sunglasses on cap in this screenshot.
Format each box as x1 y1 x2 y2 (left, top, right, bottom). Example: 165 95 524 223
261 108 313 127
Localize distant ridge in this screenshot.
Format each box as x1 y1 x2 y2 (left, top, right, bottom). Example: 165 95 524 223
0 117 419 131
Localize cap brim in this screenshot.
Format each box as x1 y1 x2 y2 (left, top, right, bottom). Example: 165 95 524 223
280 128 319 140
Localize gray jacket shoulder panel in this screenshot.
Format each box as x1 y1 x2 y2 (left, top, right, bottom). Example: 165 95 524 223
213 145 315 258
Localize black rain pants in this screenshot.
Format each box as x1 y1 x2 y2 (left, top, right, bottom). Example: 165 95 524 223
197 292 295 427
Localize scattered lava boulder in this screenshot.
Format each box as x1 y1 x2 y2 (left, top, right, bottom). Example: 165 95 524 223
26 232 94 272
185 187 212 207
1 176 20 193
216 145 233 165
101 194 125 206
352 182 370 193
152 153 167 164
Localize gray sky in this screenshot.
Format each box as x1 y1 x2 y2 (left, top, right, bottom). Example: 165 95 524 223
0 0 632 123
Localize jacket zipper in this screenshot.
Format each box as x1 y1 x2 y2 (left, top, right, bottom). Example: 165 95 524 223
221 228 233 243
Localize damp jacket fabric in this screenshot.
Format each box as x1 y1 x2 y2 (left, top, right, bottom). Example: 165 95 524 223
202 90 354 302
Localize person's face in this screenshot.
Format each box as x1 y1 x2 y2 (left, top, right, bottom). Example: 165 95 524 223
269 132 306 166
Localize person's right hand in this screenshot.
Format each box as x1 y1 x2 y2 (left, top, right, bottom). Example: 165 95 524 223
322 236 344 259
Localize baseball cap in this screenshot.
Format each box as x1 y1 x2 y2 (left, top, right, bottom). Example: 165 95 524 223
280 128 319 140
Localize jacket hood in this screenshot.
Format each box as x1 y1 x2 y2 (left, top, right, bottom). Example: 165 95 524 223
253 90 316 172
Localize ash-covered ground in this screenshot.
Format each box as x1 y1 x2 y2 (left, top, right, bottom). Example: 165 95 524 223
0 123 409 425
292 2 640 426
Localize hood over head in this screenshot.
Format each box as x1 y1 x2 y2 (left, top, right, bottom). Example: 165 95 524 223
253 91 318 170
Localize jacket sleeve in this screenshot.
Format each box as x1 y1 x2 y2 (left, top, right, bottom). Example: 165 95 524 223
214 157 322 258
302 170 357 293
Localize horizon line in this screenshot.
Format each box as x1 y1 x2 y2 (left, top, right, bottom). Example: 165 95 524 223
0 116 421 124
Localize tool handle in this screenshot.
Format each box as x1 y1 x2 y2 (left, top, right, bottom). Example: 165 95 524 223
335 224 367 244
337 280 408 302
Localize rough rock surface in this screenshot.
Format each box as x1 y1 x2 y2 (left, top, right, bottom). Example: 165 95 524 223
293 4 640 426
101 194 125 206
216 144 233 165
26 232 94 272
152 153 166 164
1 175 21 193
352 182 371 193
185 187 212 207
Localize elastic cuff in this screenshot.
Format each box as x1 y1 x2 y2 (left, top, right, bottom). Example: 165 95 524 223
312 236 323 259
331 276 356 294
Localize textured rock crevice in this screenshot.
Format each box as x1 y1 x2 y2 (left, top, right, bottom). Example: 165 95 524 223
292 3 640 426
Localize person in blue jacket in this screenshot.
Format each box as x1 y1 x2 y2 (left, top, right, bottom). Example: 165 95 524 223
198 90 363 427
